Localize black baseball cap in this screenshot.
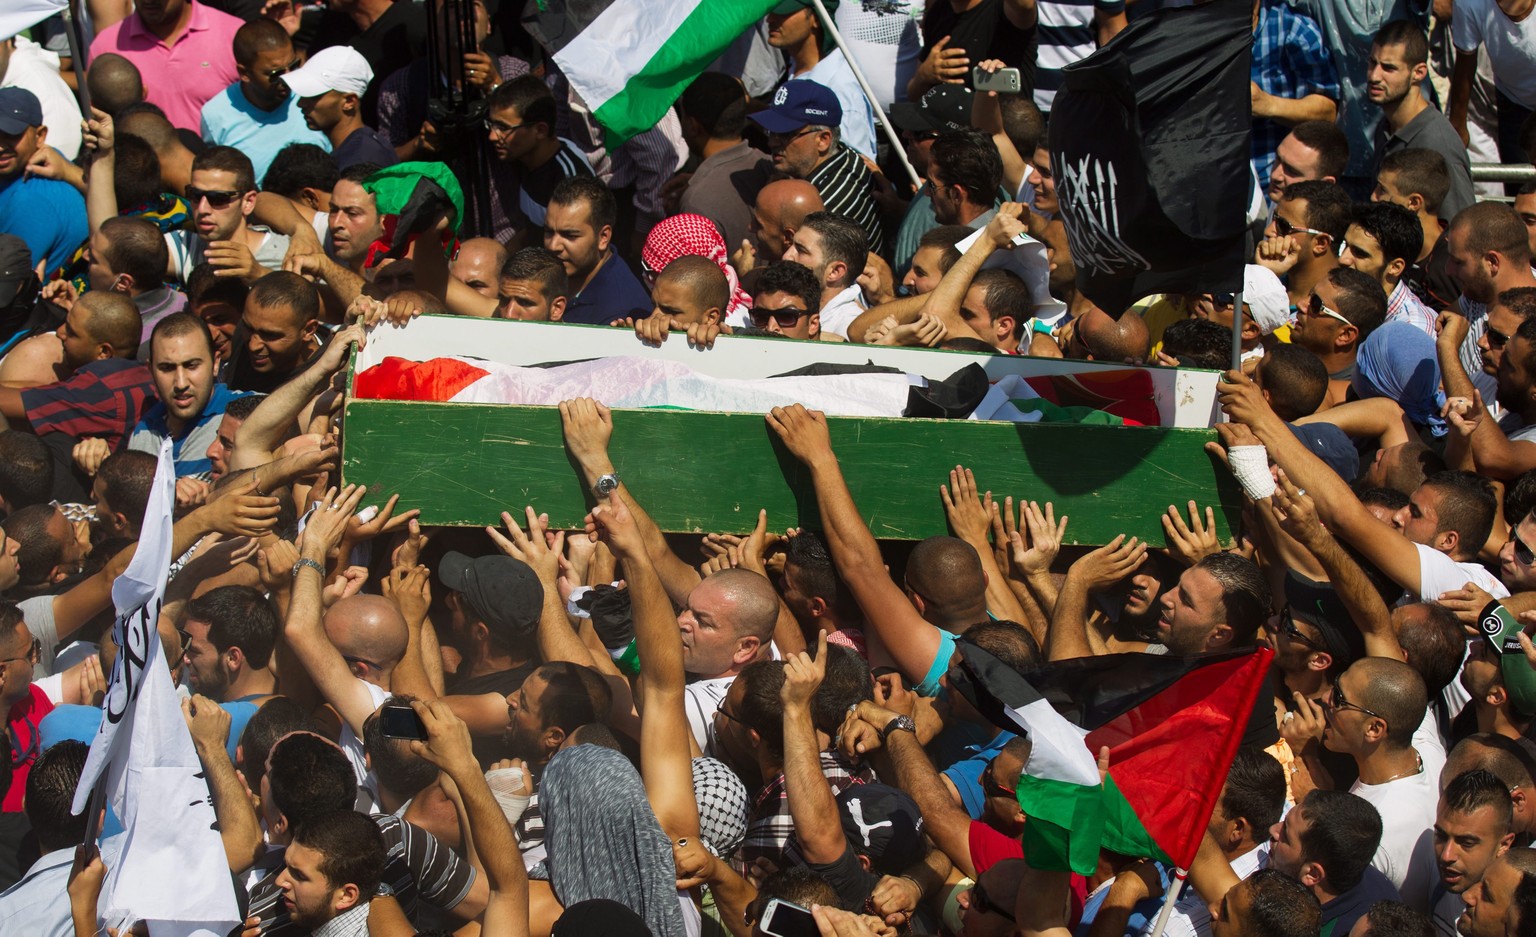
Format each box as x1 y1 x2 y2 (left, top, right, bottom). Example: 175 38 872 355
0 236 33 308
0 89 42 136
1282 572 1365 667
889 84 974 135
438 551 543 643
837 783 926 874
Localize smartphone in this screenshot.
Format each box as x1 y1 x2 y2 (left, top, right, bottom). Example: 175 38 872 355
973 66 1021 94
379 703 428 740
759 898 819 937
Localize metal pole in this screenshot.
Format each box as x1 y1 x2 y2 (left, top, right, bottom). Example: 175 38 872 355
1229 287 1245 372
62 0 92 115
806 0 924 194
1146 869 1187 937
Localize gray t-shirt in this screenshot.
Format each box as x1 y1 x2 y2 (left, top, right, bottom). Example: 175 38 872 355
165 226 290 284
18 593 58 676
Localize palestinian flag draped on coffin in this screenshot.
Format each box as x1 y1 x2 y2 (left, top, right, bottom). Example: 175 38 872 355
951 642 1273 874
523 0 780 149
1047 0 1252 316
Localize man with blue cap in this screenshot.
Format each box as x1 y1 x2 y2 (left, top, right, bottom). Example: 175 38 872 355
751 79 883 255
0 87 87 278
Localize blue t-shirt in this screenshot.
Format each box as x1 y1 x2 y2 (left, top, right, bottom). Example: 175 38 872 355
0 157 88 277
941 729 1016 820
200 84 332 186
562 252 653 325
40 698 256 765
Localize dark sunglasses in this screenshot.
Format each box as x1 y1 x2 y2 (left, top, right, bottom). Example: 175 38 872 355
1488 325 1512 350
262 58 302 80
1273 213 1326 239
185 186 243 209
1329 681 1385 723
749 305 810 328
1513 528 1536 566
1275 607 1326 652
980 758 1017 800
971 879 1016 923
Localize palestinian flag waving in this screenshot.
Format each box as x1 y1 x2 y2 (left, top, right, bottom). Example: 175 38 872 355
952 642 1272 874
524 0 779 149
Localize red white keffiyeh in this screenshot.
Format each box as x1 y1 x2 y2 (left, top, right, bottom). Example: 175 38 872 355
641 213 752 321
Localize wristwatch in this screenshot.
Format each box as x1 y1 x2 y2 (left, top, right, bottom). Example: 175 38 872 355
593 473 621 498
880 714 917 743
291 557 325 579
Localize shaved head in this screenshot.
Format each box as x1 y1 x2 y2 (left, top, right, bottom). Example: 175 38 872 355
708 568 780 642
87 53 145 116
1080 307 1150 363
906 536 987 627
324 595 408 675
760 179 824 231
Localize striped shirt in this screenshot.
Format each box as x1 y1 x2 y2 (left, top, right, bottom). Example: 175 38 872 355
22 358 155 451
1386 279 1438 337
807 144 886 255
1035 0 1125 113
249 814 475 936
516 138 595 229
127 382 247 478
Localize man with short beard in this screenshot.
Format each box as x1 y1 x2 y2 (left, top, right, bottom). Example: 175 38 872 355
275 810 387 935
127 313 247 478
1446 203 1536 395
1368 21 1475 219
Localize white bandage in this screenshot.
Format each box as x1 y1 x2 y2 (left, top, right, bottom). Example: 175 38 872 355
1227 445 1276 500
485 765 531 825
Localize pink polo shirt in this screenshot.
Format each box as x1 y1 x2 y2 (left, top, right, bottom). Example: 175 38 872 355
90 1 242 132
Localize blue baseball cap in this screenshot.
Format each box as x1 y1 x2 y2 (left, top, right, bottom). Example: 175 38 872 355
751 80 842 135
0 88 42 136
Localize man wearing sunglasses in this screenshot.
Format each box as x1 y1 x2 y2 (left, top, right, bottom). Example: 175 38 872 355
200 19 330 185
1290 267 1388 409
1256 179 1350 313
1445 204 1536 396
750 261 824 341
1314 657 1438 906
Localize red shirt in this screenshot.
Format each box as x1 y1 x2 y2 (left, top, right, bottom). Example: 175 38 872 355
968 820 1088 925
4 684 55 812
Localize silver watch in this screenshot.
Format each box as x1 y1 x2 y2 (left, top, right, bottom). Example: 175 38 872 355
593 473 621 498
880 715 917 742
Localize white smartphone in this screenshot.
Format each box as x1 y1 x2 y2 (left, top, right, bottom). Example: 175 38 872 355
973 66 1022 94
759 898 820 937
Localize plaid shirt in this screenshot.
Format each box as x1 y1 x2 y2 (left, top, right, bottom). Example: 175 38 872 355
1251 0 1339 185
1387 280 1438 337
734 750 876 874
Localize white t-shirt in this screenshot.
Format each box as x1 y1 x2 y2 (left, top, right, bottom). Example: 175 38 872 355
1352 761 1440 910
818 283 868 340
684 675 734 757
342 680 391 814
832 0 922 111
1452 0 1536 108
1 37 82 161
1413 710 1447 790
1136 843 1268 937
1415 543 1509 603
17 594 58 676
166 226 291 284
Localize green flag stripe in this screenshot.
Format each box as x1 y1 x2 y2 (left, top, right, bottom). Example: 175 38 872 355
1016 774 1104 875
570 1 776 146
1100 773 1174 866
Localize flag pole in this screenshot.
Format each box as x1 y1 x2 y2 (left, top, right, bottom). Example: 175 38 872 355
62 0 92 115
806 0 924 194
1146 868 1187 937
1229 288 1244 372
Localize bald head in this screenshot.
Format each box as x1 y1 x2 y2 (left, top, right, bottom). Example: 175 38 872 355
754 179 824 258
708 567 780 642
451 238 509 298
1079 307 1150 363
1445 733 1536 793
78 291 143 357
761 179 824 230
905 536 987 626
1351 656 1428 749
87 54 145 117
324 595 409 677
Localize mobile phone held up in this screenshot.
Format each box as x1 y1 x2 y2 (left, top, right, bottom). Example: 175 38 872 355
759 898 819 937
973 66 1021 94
379 703 428 740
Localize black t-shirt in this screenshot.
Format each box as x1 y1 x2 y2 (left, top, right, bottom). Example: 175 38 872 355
1404 230 1461 312
920 0 1036 95
805 847 881 912
308 1 429 126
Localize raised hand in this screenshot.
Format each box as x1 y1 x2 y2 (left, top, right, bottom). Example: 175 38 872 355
486 506 564 581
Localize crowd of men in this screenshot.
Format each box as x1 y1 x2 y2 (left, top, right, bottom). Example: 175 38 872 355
6 0 1536 935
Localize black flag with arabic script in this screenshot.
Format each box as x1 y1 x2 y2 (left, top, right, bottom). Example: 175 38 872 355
1048 0 1251 316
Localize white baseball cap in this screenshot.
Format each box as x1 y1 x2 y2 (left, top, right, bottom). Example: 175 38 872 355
1243 264 1290 336
282 46 374 99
